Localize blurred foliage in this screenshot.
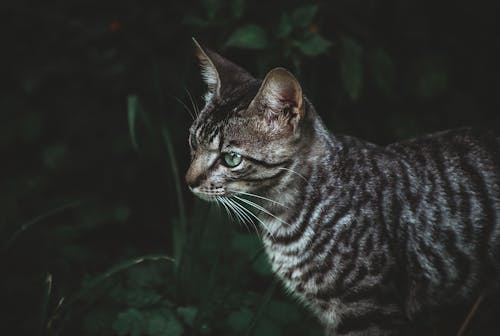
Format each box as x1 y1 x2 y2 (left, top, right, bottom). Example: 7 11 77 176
1 0 499 335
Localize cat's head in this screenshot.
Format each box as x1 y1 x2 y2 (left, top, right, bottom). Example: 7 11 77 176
185 39 309 201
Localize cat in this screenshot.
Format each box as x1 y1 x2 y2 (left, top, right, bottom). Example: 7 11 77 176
185 39 500 335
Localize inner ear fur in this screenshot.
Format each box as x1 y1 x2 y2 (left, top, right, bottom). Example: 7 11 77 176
250 67 304 128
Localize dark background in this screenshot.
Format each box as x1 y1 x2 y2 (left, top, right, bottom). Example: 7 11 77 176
1 0 499 335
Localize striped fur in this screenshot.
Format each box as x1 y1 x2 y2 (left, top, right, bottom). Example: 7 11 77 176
186 45 500 335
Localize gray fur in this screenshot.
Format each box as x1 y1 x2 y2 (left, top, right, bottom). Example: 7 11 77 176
186 44 500 335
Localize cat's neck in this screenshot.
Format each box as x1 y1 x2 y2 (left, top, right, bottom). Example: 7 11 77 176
258 105 343 235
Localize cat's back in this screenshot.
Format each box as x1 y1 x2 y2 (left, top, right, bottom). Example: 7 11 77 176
386 128 500 174
381 128 500 311
384 128 500 203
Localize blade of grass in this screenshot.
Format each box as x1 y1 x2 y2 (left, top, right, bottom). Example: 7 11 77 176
456 293 484 336
127 95 140 151
2 200 82 252
50 255 174 336
191 243 222 335
245 279 278 336
162 127 186 271
39 273 52 336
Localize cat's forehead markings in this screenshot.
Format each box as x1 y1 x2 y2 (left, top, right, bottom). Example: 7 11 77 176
207 133 221 151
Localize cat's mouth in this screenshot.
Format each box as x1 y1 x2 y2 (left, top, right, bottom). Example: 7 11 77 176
189 186 227 201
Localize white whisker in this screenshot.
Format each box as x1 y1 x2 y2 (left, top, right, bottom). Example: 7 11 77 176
217 196 235 223
172 95 195 120
226 197 261 238
223 197 250 231
184 87 200 117
233 195 290 228
231 197 277 240
278 167 310 185
224 197 253 234
227 189 290 209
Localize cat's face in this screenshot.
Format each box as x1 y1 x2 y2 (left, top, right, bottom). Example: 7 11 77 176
186 40 305 201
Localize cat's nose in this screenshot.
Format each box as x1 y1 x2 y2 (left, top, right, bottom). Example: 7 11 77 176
185 168 196 188
185 165 204 189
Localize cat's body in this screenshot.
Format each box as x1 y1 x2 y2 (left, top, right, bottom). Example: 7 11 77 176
261 121 500 335
186 40 500 335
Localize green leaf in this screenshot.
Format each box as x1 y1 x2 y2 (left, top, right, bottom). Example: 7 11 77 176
113 309 146 336
231 0 245 18
201 0 223 20
226 24 268 49
225 308 253 332
290 5 319 27
254 318 282 336
127 95 140 151
177 306 198 326
265 300 301 323
83 308 115 335
124 289 163 308
294 33 332 57
339 35 364 100
231 233 260 257
146 312 183 336
369 48 395 96
415 57 448 99
253 252 272 276
42 144 67 170
2 200 81 252
164 318 183 336
275 13 293 38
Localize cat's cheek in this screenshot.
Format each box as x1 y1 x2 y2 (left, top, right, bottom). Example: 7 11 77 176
225 180 252 194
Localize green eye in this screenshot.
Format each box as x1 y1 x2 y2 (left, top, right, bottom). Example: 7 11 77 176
223 152 242 167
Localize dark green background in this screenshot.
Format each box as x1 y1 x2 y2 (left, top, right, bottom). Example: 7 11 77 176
1 0 499 335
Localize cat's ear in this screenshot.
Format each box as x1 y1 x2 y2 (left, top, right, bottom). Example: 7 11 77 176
192 38 253 102
249 67 304 131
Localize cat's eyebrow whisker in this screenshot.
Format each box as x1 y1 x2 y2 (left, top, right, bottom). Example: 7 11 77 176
227 189 290 209
172 95 195 120
184 87 200 117
277 167 310 185
233 195 291 228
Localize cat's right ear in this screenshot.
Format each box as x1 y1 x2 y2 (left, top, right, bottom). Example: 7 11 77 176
249 67 304 133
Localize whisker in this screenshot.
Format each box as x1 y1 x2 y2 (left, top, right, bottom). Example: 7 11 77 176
184 87 200 117
227 197 260 237
223 197 250 231
172 95 195 120
230 197 275 240
217 196 235 223
277 167 310 185
233 195 290 227
227 189 290 209
223 197 253 234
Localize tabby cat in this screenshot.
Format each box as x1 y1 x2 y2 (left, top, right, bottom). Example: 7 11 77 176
185 40 500 335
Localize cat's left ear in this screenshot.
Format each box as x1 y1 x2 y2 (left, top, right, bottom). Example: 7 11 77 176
249 67 304 131
193 38 253 102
